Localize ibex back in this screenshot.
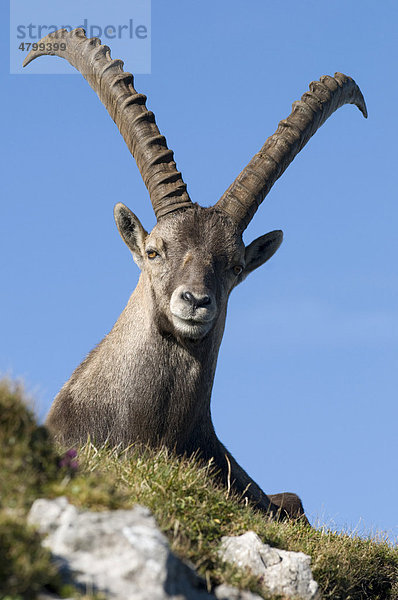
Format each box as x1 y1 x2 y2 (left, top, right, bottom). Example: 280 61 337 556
24 28 367 522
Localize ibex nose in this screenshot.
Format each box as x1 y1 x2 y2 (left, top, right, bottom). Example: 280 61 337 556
182 291 212 308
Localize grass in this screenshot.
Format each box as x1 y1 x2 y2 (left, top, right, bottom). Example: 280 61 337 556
1 378 397 599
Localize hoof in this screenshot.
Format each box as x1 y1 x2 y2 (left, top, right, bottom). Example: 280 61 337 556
268 492 310 525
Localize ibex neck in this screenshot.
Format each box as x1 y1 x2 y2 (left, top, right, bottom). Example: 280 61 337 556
110 277 225 452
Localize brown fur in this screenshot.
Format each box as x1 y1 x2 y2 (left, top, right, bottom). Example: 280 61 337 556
47 206 306 521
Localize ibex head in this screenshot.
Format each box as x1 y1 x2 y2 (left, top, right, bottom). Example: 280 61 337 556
24 28 367 345
114 203 282 340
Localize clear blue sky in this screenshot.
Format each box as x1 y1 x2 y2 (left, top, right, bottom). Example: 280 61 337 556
1 1 397 540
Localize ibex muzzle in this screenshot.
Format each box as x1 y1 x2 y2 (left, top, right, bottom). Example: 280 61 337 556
23 28 367 523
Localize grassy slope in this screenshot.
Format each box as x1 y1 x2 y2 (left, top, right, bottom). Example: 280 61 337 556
0 379 397 600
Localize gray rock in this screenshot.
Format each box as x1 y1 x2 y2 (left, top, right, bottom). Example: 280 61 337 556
219 531 320 600
28 497 211 600
214 584 263 600
29 498 309 600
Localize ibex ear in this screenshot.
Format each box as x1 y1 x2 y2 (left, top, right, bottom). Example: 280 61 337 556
240 230 283 282
114 203 148 268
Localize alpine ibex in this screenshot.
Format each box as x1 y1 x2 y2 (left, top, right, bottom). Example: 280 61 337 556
24 28 367 521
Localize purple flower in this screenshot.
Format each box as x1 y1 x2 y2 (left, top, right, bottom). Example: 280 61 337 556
58 448 79 471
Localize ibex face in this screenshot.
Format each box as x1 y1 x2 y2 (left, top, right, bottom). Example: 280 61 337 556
24 28 367 522
114 203 282 340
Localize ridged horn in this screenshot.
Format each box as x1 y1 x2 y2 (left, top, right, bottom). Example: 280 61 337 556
23 28 193 220
215 73 367 231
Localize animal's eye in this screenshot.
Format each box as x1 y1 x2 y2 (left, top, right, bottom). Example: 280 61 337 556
233 265 243 276
147 250 159 260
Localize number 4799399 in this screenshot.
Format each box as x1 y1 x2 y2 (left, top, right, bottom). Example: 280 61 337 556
19 42 67 52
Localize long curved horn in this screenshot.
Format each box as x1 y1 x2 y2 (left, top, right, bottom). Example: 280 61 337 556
215 73 367 231
23 28 193 220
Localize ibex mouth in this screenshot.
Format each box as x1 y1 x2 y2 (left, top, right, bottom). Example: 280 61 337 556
171 315 214 339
